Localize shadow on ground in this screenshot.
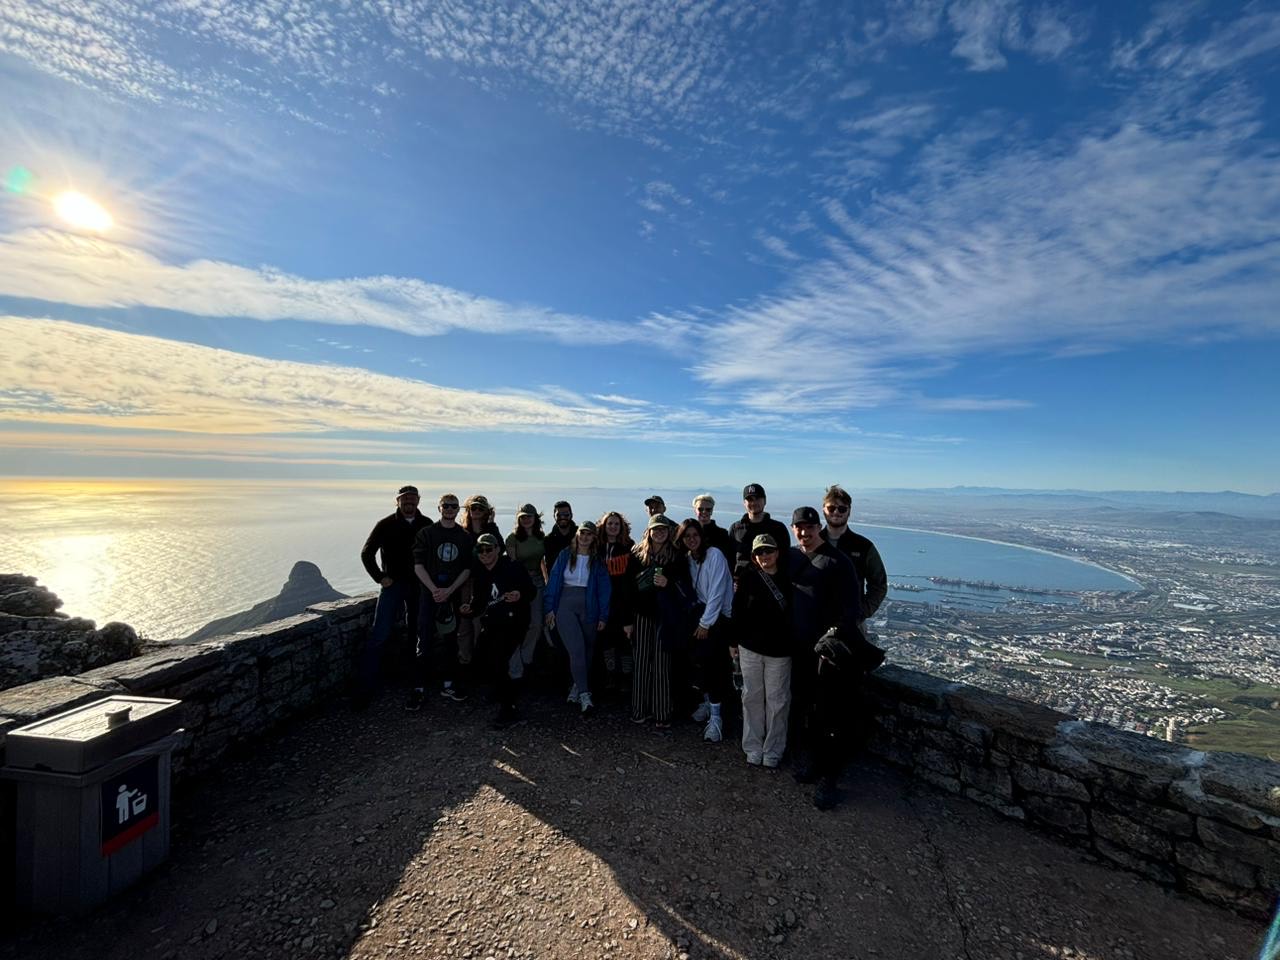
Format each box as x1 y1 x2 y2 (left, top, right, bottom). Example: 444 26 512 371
2 676 1268 960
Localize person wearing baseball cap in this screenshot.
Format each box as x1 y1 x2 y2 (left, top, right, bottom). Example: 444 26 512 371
788 504 863 811
692 493 733 567
643 494 667 518
730 531 794 768
459 532 535 727
728 483 790 579
355 485 433 708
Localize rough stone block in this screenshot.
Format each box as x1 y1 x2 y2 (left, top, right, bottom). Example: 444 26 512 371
1097 795 1193 838
1012 762 1090 801
991 731 1041 763
915 767 961 794
869 739 912 769
919 727 963 753
1042 742 1099 781
1197 750 1280 818
916 746 959 777
0 675 124 721
308 596 376 620
1094 838 1176 885
946 685 1069 744
870 666 959 711
1024 794 1089 837
900 704 947 728
1096 764 1167 802
963 787 1024 820
959 761 1013 800
79 644 226 692
1062 721 1196 783
1176 843 1258 889
1197 817 1279 868
946 717 991 747
1092 810 1173 861
1170 777 1280 834
1183 872 1273 918
988 749 1011 768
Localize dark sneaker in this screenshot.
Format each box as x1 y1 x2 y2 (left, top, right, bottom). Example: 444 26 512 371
440 684 468 702
405 688 425 712
491 704 519 729
813 777 838 811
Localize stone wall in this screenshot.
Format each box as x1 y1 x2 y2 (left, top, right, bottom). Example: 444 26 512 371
0 596 375 780
865 665 1280 919
0 600 1275 920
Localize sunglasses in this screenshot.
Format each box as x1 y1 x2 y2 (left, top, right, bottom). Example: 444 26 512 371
753 547 778 555
440 502 459 509
477 546 497 554
470 504 487 511
824 504 849 514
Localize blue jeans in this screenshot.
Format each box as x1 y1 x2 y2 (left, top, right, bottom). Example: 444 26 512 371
415 580 458 689
357 579 420 696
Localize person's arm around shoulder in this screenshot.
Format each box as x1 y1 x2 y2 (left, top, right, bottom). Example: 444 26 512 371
594 557 611 631
543 550 567 625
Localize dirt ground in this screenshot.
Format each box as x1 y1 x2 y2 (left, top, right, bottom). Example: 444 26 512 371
4 681 1270 960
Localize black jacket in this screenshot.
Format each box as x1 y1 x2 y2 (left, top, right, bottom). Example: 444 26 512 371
361 511 433 584
465 556 535 633
727 513 791 578
731 564 793 658
822 527 888 619
788 542 863 648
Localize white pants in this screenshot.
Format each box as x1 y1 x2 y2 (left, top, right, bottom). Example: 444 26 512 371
739 648 792 763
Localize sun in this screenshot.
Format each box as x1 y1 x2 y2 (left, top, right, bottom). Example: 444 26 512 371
52 190 114 232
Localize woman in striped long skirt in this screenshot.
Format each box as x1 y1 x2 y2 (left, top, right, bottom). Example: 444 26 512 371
630 514 691 728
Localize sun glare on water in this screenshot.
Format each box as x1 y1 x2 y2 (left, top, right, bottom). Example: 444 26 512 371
53 190 113 232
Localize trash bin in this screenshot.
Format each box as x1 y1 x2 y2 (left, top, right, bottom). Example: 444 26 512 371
2 695 183 914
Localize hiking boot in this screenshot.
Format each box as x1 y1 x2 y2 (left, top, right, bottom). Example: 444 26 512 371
440 684 467 702
813 776 838 811
405 688 425 712
703 714 723 742
792 752 818 784
691 700 711 723
566 683 579 704
579 691 594 715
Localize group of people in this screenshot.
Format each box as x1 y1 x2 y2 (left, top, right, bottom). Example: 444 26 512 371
358 483 888 809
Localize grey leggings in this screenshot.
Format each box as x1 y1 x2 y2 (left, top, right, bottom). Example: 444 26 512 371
555 585 596 695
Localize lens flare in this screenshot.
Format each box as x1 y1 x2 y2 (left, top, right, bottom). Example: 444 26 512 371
4 166 34 194
53 190 113 232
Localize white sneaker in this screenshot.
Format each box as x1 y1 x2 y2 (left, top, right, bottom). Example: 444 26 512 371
691 700 711 723
567 683 579 704
703 714 723 742
579 691 594 714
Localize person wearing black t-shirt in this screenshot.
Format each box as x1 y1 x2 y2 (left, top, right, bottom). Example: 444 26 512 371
408 493 474 710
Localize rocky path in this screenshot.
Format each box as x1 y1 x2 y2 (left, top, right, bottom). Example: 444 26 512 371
5 689 1268 960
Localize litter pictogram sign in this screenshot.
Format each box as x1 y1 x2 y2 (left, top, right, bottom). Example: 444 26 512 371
100 755 160 855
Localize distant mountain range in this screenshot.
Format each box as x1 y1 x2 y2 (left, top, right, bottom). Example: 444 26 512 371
863 487 1280 519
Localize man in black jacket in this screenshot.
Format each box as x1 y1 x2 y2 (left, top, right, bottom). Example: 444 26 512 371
820 484 888 622
788 505 864 811
461 533 535 727
355 485 432 707
727 483 791 578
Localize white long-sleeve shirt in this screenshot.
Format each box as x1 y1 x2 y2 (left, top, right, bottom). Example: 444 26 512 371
689 548 733 628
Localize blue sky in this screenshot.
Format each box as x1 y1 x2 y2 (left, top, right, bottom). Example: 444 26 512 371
1 1 1277 493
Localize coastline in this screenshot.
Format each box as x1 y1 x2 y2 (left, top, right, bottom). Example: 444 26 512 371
858 522 1144 590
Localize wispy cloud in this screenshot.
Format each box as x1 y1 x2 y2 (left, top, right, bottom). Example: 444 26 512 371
0 316 644 436
0 229 637 345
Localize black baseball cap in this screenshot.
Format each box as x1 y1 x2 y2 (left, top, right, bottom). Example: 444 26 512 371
743 483 766 499
791 506 821 526
644 494 666 508
397 485 420 498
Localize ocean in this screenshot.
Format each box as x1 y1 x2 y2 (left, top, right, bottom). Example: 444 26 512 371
0 479 1137 639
